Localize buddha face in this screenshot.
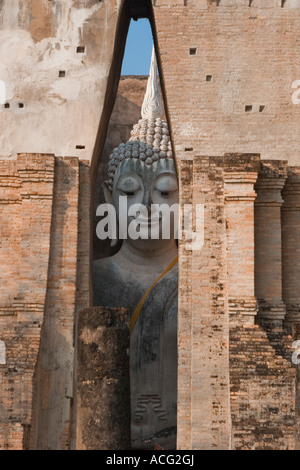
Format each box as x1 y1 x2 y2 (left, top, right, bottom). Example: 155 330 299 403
105 157 179 242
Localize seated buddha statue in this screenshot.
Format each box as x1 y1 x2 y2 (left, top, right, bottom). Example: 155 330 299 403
93 49 178 450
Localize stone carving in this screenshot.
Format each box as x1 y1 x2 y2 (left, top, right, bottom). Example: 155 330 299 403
141 48 164 121
93 49 178 450
134 395 167 424
106 47 172 192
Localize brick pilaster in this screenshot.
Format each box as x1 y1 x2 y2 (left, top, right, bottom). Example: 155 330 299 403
177 154 231 450
282 167 300 323
254 160 287 322
224 153 260 325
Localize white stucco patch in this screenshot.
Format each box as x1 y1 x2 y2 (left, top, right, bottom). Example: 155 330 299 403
56 1 102 42
0 81 6 104
51 77 83 101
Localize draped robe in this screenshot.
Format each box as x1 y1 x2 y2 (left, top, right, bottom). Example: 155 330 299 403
93 256 178 450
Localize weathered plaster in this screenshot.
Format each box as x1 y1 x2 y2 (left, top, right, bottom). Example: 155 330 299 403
0 0 125 160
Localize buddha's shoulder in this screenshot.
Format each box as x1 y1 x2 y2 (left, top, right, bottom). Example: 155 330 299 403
93 256 117 272
93 256 124 283
93 257 123 306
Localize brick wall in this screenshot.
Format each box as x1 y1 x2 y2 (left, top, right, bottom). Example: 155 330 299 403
153 1 300 165
0 154 55 449
230 321 296 450
177 155 231 450
0 154 90 450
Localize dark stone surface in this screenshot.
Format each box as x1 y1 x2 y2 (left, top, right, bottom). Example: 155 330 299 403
130 0 151 20
77 307 130 450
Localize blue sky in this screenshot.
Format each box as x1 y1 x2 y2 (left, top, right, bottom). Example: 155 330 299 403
121 19 154 76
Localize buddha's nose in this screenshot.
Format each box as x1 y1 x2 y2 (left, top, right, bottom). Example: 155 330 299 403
142 190 152 214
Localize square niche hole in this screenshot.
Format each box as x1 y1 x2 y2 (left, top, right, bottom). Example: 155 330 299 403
76 46 85 53
259 105 265 113
245 105 252 112
4 103 10 109
189 48 197 56
59 70 66 77
18 103 24 109
206 75 212 82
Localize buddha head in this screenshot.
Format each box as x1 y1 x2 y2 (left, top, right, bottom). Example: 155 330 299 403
102 50 179 249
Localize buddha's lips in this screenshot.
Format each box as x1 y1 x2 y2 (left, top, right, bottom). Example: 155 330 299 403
132 215 162 224
135 220 161 228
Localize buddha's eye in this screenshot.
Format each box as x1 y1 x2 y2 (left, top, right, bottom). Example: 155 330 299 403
117 174 141 196
154 173 178 196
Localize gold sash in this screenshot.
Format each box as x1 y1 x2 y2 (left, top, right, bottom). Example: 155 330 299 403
129 256 178 333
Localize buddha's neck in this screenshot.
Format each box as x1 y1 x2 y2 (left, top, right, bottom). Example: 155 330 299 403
117 238 178 273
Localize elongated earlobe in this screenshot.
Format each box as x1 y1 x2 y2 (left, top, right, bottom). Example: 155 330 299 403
102 180 112 204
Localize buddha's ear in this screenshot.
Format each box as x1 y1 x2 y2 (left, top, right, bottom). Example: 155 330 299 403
102 181 118 248
102 181 112 204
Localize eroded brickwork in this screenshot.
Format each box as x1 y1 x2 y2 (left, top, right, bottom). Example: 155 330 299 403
230 322 296 450
0 154 90 450
177 155 231 450
32 157 80 450
0 154 55 449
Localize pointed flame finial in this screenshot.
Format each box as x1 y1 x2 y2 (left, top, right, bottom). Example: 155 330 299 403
141 47 164 120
